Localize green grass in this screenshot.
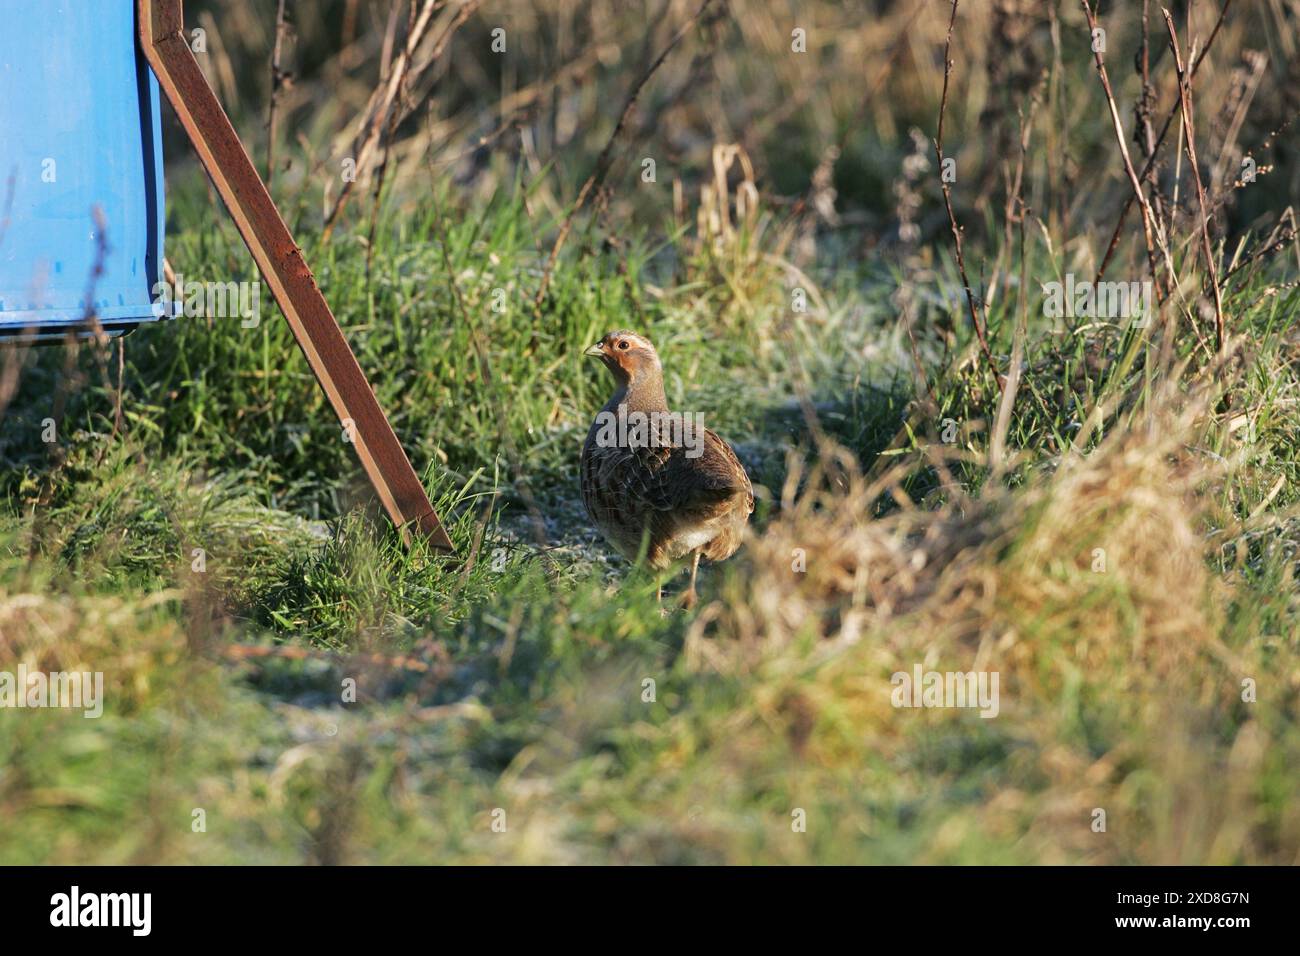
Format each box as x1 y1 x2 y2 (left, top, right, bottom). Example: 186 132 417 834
1 165 1298 864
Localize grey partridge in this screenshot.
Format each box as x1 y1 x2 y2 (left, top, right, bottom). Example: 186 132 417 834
580 330 754 607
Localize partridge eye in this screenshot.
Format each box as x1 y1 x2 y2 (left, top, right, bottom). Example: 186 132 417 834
618 341 629 350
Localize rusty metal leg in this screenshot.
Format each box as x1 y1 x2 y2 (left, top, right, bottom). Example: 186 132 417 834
137 0 451 550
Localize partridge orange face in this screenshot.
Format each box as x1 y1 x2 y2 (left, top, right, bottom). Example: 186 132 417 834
584 330 661 384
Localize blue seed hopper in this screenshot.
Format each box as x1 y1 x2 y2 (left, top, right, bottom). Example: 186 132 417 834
0 0 451 548
0 1 167 338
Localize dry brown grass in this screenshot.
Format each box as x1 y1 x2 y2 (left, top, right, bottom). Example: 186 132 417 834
655 366 1299 864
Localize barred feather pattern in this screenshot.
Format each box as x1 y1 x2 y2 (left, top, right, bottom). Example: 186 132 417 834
581 411 753 570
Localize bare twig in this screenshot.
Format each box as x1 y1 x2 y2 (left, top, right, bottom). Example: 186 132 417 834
1163 8 1225 350
323 0 480 239
933 0 1002 391
986 76 1044 312
1221 225 1296 284
533 0 717 315
1135 0 1169 232
1080 1 1167 290
266 0 292 188
322 0 434 238
1095 0 1235 283
364 5 418 297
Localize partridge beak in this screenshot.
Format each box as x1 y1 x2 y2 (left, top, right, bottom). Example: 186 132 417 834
584 342 605 358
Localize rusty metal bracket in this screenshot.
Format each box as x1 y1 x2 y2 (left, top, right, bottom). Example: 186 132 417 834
137 0 452 550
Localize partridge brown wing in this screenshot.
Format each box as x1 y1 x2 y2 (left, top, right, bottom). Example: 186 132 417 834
581 426 752 566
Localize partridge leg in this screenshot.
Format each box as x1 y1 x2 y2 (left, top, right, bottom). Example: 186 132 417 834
681 551 702 609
